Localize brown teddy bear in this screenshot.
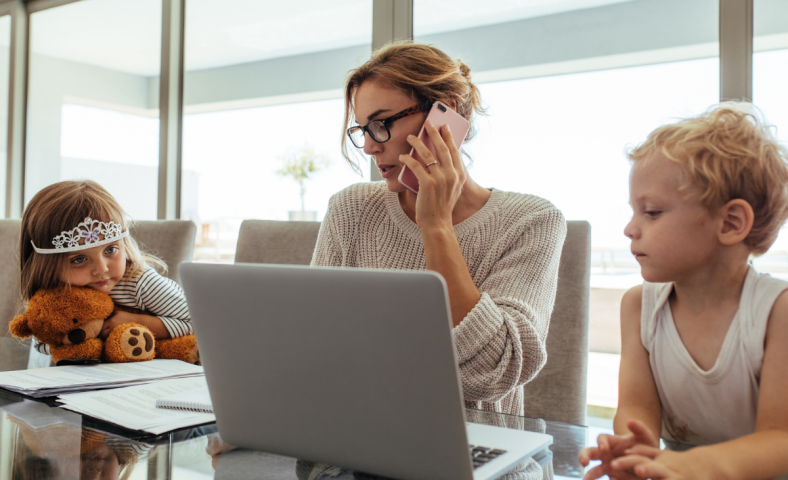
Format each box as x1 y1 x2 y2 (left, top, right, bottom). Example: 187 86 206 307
9 286 200 365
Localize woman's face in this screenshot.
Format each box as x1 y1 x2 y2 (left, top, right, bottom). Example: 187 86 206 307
353 81 427 192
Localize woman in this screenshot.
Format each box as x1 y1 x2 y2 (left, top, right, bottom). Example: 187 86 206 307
313 41 566 417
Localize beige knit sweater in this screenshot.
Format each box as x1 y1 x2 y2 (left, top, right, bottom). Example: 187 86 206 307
311 182 566 416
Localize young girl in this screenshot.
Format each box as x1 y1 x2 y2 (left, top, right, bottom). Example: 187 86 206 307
20 180 193 361
580 103 788 480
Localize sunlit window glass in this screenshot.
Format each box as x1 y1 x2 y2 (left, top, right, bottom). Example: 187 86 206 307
415 0 719 411
182 0 372 262
752 0 788 277
25 0 162 219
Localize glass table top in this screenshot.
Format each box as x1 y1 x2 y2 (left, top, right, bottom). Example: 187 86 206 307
0 388 587 479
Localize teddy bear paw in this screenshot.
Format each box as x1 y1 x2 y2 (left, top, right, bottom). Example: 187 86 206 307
105 323 156 362
120 327 155 360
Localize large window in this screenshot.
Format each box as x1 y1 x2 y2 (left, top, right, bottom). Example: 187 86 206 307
752 0 788 277
414 0 720 413
25 0 162 219
414 1 719 327
182 0 371 261
0 15 9 216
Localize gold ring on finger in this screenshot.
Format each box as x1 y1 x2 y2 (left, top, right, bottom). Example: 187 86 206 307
425 161 438 167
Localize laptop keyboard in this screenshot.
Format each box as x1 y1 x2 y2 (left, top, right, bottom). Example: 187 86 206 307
470 445 507 470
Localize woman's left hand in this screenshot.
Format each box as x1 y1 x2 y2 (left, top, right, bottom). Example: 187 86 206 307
399 120 466 231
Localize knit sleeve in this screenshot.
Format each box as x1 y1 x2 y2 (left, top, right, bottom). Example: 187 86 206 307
311 195 344 267
135 269 193 338
453 206 566 403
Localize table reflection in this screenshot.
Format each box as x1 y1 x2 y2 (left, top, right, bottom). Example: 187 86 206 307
4 399 152 480
0 389 584 480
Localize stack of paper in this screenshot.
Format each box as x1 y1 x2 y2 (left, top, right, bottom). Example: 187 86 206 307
58 376 215 434
0 360 204 397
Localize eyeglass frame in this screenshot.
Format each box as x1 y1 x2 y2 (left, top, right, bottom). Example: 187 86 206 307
347 101 433 148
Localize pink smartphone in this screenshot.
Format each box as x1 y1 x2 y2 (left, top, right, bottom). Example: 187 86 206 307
398 101 470 194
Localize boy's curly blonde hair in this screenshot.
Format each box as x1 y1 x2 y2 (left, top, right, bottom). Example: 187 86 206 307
629 102 788 255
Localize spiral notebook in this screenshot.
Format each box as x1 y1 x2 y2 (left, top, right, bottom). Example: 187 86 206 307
155 385 213 413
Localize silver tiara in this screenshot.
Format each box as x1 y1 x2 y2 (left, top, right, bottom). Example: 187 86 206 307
31 217 129 254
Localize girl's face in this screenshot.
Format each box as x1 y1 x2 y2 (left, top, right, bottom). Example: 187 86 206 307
353 81 427 192
624 158 720 283
79 443 120 480
62 241 127 294
58 442 120 480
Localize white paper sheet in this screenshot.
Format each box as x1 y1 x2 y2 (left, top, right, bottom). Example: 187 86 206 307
58 377 215 434
0 360 204 397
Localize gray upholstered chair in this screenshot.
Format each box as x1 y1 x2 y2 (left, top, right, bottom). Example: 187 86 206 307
522 220 591 425
130 220 197 285
0 220 29 372
234 220 321 265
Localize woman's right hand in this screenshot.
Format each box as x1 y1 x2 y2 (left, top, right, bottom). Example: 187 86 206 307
398 121 466 232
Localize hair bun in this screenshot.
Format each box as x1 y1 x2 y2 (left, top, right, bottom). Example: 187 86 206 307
456 60 471 78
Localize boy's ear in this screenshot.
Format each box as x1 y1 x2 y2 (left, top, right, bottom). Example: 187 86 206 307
9 314 32 339
718 199 754 246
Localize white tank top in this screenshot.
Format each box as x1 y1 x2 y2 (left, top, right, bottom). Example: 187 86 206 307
641 266 788 447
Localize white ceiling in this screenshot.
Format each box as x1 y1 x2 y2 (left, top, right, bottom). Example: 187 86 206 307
18 0 635 77
414 0 635 35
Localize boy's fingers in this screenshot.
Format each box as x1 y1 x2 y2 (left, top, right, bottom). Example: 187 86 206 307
634 461 670 479
624 444 661 457
628 420 659 447
612 456 670 479
583 463 609 480
579 447 600 465
597 434 611 451
611 454 650 471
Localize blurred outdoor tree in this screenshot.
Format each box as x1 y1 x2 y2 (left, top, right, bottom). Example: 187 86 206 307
276 145 331 211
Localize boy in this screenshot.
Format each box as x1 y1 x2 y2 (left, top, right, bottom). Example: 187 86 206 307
580 103 788 480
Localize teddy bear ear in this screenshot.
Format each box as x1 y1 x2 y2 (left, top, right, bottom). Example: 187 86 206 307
9 314 33 339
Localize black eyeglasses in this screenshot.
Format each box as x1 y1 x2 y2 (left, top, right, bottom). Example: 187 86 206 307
347 102 432 148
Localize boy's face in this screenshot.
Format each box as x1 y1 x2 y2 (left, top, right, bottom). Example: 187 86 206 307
624 158 721 283
62 241 127 294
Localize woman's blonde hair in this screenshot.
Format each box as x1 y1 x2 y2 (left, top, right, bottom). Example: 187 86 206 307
341 41 486 173
19 180 166 303
629 102 788 255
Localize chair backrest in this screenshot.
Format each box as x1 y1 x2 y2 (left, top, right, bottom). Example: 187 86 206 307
522 220 591 425
130 220 196 285
234 220 321 265
0 220 29 372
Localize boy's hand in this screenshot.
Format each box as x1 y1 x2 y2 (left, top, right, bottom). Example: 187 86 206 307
580 420 659 479
610 445 704 480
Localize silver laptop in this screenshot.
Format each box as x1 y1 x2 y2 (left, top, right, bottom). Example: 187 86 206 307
181 263 552 480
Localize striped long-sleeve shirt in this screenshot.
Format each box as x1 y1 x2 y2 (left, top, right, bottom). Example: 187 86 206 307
34 267 192 355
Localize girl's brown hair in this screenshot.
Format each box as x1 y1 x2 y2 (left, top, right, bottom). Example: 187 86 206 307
341 41 486 173
19 180 165 304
